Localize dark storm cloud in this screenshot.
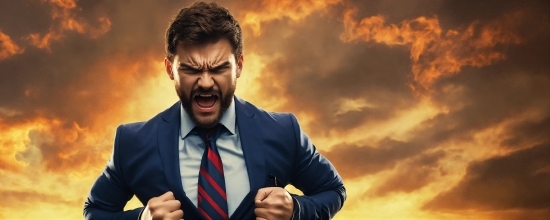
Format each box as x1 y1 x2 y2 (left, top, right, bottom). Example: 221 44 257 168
423 142 550 211
323 138 424 179
369 150 446 196
500 117 550 149
424 69 548 148
24 128 107 173
438 0 549 27
427 12 550 144
321 62 549 181
321 104 497 180
0 0 52 39
244 10 417 135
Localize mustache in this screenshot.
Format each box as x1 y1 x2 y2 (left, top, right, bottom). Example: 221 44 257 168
191 88 221 97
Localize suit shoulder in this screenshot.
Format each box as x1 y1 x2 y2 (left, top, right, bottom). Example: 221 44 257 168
117 102 178 132
116 102 178 140
119 121 146 130
239 99 297 126
117 113 161 133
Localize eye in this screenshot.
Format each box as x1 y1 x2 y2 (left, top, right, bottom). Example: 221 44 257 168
210 68 223 74
179 67 201 74
210 65 229 74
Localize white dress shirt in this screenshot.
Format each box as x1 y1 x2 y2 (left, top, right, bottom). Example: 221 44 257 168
178 99 250 217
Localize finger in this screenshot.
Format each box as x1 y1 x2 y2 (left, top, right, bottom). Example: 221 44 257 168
255 198 268 208
165 209 184 220
254 207 268 219
163 199 182 212
254 187 275 202
150 200 181 219
158 191 175 201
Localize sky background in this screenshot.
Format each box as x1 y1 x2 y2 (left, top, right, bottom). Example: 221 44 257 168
0 0 549 219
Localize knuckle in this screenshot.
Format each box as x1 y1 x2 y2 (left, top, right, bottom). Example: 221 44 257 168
150 200 165 210
166 192 174 199
148 198 157 205
151 211 165 219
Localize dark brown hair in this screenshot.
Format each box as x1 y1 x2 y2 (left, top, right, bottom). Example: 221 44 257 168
165 2 243 61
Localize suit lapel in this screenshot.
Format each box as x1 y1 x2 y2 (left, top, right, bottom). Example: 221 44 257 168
235 97 265 193
157 102 201 219
231 97 265 219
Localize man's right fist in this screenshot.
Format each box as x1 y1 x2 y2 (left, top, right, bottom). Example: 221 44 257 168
141 191 184 220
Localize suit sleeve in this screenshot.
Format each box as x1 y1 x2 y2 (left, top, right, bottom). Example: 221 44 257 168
83 125 144 220
288 114 346 219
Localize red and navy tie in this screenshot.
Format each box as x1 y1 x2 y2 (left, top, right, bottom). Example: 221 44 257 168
196 125 229 220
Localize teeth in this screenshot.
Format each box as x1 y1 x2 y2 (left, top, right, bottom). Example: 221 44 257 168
197 94 213 97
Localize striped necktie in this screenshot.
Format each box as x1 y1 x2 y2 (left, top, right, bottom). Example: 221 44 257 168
196 124 229 220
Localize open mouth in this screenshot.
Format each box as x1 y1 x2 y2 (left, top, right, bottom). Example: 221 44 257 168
194 94 218 108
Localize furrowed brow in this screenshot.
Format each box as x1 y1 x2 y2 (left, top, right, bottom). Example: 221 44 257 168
210 61 231 71
178 63 200 71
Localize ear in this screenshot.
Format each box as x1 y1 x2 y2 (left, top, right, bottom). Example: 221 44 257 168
236 55 243 78
164 58 175 80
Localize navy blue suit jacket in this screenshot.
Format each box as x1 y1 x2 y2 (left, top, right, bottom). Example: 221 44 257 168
84 97 346 219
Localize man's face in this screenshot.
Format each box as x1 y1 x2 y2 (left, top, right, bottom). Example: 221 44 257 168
165 39 242 128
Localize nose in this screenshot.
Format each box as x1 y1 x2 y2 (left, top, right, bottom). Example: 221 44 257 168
197 71 215 89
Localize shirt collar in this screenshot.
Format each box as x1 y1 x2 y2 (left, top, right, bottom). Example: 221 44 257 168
180 97 236 139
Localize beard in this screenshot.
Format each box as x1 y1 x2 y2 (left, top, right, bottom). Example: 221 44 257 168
177 82 236 128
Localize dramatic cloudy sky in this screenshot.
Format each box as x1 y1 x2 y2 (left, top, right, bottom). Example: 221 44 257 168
1 0 549 219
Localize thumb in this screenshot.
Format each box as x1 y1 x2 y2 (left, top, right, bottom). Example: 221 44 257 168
254 187 274 202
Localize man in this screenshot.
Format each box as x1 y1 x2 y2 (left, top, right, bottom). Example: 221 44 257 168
84 2 345 220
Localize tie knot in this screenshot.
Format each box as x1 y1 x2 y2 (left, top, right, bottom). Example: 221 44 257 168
194 124 222 142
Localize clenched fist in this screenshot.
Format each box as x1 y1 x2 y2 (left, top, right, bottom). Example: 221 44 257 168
141 191 184 220
254 187 294 220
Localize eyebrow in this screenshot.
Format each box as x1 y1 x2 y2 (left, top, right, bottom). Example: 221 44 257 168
210 61 231 71
178 63 200 71
178 61 231 72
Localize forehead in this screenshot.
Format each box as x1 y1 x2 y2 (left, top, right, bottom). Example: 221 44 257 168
174 39 235 63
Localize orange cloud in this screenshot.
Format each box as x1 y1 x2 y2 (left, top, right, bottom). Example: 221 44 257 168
242 0 342 36
0 119 48 172
0 189 80 208
0 51 166 175
26 0 111 51
0 116 106 175
0 31 24 60
50 0 77 9
341 8 523 93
